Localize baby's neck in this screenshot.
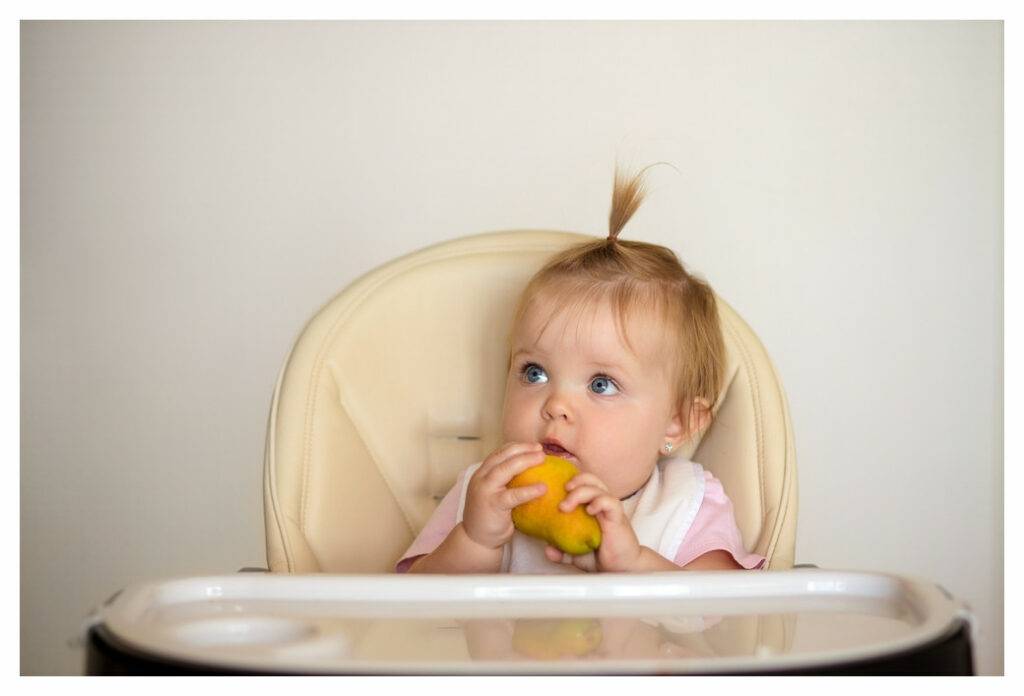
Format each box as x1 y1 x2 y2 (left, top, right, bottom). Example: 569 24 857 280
619 468 656 501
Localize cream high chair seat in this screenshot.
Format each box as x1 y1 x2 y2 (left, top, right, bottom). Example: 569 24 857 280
262 230 798 573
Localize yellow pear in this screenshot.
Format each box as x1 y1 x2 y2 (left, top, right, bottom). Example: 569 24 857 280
507 455 602 555
511 618 603 659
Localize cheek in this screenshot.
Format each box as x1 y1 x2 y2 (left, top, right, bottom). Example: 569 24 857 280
579 408 624 452
586 406 652 458
501 384 533 435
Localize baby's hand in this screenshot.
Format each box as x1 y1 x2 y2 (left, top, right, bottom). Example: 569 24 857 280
462 442 548 551
544 472 642 572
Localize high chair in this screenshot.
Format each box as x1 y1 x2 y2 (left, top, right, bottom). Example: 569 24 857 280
261 230 798 573
84 230 976 675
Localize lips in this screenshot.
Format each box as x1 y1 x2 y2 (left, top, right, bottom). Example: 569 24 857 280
541 439 577 461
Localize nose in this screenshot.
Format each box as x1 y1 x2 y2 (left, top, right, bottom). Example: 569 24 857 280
542 389 573 422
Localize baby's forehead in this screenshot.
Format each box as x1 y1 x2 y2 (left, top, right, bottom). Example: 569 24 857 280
514 294 672 363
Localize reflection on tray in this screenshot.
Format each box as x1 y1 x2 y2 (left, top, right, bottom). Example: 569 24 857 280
461 614 765 662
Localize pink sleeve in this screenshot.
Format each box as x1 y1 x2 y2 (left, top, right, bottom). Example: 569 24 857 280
394 467 467 573
673 470 766 570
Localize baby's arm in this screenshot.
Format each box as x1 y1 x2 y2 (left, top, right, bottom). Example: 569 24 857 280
679 549 744 570
629 547 743 572
405 523 504 573
408 442 547 574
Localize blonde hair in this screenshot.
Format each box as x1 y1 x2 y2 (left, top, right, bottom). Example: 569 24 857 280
507 163 726 434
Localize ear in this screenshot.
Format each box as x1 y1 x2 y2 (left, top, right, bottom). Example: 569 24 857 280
663 411 686 448
685 397 713 439
664 398 713 449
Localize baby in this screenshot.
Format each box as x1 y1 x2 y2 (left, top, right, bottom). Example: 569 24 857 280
397 165 765 574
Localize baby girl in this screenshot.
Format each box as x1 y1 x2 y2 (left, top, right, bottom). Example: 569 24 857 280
397 165 765 574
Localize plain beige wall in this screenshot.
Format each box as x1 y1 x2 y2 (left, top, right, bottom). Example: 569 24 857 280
21 21 1002 674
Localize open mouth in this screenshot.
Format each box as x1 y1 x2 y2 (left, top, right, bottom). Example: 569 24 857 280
542 442 577 461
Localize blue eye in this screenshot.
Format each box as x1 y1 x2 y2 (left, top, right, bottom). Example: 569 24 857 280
520 363 548 384
590 376 619 395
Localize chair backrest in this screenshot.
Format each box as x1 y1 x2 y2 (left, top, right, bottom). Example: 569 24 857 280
263 230 798 572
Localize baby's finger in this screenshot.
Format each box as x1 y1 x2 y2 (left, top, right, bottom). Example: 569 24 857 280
571 552 598 573
558 485 605 512
544 545 563 563
489 447 546 485
545 545 593 571
565 472 609 493
498 482 547 510
479 442 542 476
585 495 625 523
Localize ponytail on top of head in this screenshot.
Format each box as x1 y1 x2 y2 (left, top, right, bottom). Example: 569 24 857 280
607 161 679 242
